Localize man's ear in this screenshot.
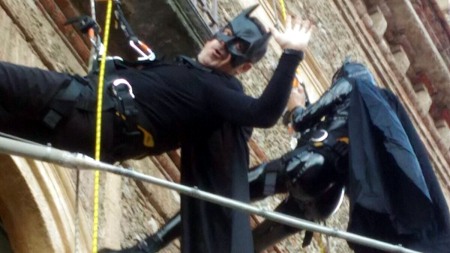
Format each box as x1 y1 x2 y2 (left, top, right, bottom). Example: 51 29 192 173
237 62 252 74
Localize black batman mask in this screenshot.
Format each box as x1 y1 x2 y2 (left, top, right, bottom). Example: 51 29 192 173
214 4 271 66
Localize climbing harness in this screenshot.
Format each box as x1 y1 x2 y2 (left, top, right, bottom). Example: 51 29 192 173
65 1 156 138
65 0 157 251
67 2 158 251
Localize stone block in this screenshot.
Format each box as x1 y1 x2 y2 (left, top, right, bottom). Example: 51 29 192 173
391 45 411 75
378 39 391 54
369 6 388 41
362 13 373 28
413 84 433 113
435 120 450 150
351 0 369 16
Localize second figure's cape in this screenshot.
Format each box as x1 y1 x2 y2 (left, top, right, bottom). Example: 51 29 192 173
347 78 450 250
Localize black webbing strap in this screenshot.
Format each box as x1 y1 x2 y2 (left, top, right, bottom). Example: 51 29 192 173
263 159 284 196
302 231 313 247
262 146 308 196
263 172 276 196
43 79 82 129
311 129 349 159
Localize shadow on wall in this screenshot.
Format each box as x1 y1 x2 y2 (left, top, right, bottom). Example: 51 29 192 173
0 219 13 253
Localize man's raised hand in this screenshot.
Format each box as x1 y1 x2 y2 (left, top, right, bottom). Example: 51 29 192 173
270 15 313 51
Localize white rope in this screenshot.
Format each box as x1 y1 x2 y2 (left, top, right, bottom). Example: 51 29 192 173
74 170 80 253
82 3 97 252
90 0 96 21
0 135 422 253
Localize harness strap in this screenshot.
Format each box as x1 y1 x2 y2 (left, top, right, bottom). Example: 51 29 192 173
310 129 349 176
302 230 313 247
84 59 142 137
104 59 159 148
311 130 349 157
43 78 83 129
104 59 158 147
262 145 310 196
263 160 283 196
87 59 155 146
43 59 155 150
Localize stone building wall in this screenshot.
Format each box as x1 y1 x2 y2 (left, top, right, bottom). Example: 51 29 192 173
0 0 449 252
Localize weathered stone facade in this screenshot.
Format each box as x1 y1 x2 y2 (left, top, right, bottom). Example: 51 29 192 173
0 0 449 252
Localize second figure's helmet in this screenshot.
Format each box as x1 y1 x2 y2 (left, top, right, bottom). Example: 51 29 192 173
331 59 377 86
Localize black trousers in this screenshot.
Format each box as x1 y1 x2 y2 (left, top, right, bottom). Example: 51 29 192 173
0 61 117 162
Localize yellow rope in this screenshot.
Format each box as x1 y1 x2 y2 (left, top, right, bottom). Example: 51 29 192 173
278 0 287 24
92 0 113 252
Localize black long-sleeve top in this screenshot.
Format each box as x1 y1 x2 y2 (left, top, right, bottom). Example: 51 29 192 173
114 53 302 154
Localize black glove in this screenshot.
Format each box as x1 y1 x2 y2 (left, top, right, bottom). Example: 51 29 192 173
283 106 306 127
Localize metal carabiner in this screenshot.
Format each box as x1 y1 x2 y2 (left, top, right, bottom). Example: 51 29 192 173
112 78 135 98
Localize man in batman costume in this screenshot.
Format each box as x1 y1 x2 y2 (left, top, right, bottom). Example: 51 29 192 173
251 61 450 252
174 6 311 253
108 61 450 253
284 61 450 252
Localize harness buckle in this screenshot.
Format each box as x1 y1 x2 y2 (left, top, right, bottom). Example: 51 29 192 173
110 78 140 136
311 129 328 143
112 78 135 98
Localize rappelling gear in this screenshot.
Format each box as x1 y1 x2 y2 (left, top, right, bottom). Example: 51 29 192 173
41 58 156 158
62 1 158 153
113 0 155 61
65 15 100 34
65 0 155 63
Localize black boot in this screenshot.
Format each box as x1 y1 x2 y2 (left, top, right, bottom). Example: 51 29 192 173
98 214 181 253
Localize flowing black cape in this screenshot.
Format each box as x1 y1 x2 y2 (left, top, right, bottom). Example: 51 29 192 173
347 79 450 251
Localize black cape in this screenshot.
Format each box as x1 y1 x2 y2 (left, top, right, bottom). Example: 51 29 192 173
180 122 254 253
347 79 450 251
